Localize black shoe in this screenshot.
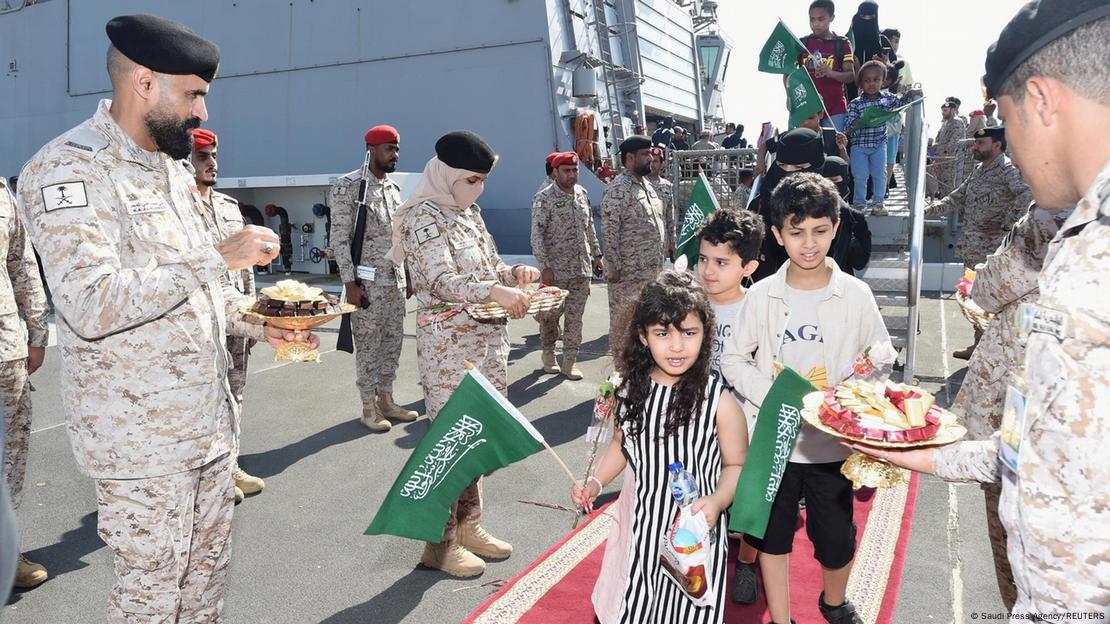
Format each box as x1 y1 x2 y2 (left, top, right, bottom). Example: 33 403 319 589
818 592 863 624
731 561 760 605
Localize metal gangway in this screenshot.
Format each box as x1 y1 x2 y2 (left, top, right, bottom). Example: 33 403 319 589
666 110 927 381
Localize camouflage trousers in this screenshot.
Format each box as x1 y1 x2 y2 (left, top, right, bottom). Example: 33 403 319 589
607 274 653 356
226 336 250 405
353 285 405 402
96 452 235 623
983 483 1017 610
936 158 964 198
416 312 507 543
537 276 590 358
0 359 31 510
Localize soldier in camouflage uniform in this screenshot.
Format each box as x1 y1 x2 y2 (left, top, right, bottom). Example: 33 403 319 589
328 125 417 433
15 16 308 621
926 126 1032 358
0 176 50 589
855 8 1110 615
952 204 1072 610
390 131 539 579
190 128 265 504
601 136 666 350
646 147 676 256
932 97 967 197
530 152 603 380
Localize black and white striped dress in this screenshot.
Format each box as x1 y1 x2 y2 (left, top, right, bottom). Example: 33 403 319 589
616 376 727 623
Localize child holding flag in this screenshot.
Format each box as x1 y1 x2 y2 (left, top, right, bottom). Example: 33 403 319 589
572 271 748 624
842 60 921 214
720 174 889 624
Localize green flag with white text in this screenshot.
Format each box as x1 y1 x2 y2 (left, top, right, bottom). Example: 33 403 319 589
786 66 826 128
674 172 720 269
727 367 815 539
758 19 807 74
365 367 545 543
855 98 923 129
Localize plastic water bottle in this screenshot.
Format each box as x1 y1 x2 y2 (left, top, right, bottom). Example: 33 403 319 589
668 461 700 507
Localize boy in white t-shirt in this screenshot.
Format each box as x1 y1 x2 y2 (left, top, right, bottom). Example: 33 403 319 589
695 207 765 606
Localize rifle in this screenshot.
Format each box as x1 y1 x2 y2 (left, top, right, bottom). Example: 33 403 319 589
337 151 373 353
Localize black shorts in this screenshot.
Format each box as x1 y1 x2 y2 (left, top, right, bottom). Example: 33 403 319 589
745 461 857 569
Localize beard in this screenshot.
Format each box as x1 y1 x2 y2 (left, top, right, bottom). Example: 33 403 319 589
378 160 397 173
635 162 651 177
198 177 217 187
145 108 201 160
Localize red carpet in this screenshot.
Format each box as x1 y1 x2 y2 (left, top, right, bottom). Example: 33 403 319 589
465 474 918 624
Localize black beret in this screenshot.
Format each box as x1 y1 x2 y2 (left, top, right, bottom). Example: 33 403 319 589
776 128 826 170
974 126 1006 140
619 135 653 157
106 15 220 82
983 0 1110 99
435 130 497 173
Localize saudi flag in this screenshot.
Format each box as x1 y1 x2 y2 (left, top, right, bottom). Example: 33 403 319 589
786 66 826 128
757 19 807 75
366 367 545 543
674 172 720 269
727 367 815 539
855 98 923 129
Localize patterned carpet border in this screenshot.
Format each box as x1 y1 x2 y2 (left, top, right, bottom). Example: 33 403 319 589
464 507 613 624
847 470 914 624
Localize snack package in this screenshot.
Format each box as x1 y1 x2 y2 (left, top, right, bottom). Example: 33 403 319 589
658 506 717 607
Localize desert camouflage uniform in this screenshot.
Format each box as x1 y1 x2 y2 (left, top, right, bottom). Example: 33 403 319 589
16 100 266 621
934 116 967 197
530 183 601 361
925 154 1032 267
0 177 48 510
600 172 666 347
536 177 553 196
951 205 1072 610
647 176 675 250
734 184 752 212
400 199 517 543
933 162 1110 617
199 190 255 403
328 170 405 402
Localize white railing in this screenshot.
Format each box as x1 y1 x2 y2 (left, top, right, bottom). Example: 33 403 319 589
901 102 928 382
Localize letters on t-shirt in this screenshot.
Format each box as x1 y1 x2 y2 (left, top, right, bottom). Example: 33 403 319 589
782 324 823 344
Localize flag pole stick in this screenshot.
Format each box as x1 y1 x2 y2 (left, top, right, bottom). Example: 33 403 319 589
542 440 579 485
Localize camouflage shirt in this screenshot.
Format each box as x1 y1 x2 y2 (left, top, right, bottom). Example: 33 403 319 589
16 100 265 479
926 154 1033 266
935 116 966 160
953 205 1072 440
934 161 1110 614
647 176 675 249
400 200 516 308
328 169 404 289
530 183 601 281
600 172 666 276
200 190 255 297
0 178 49 363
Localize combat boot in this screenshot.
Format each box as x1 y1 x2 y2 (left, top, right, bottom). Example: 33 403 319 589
14 554 47 589
560 352 583 380
458 522 513 560
234 486 245 505
234 466 265 496
360 401 391 432
541 350 560 374
377 393 418 422
420 541 485 578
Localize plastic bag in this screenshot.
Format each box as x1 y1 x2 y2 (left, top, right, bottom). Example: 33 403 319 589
658 505 717 606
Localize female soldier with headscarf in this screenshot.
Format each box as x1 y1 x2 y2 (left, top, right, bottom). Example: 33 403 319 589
387 130 540 578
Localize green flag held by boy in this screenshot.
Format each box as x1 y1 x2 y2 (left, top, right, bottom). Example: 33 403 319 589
674 172 721 269
758 19 809 74
366 366 547 543
786 66 827 128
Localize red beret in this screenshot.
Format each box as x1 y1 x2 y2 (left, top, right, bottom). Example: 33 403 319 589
364 125 399 146
970 110 985 117
545 152 560 166
192 128 216 149
650 146 665 159
551 152 578 168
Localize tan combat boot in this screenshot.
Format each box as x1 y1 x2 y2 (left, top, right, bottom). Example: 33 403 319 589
14 554 48 589
234 486 245 505
541 350 560 374
360 401 391 432
377 393 418 422
235 466 265 496
560 352 583 380
458 523 513 560
420 541 485 578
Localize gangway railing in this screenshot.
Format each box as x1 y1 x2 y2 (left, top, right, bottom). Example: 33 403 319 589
901 102 928 382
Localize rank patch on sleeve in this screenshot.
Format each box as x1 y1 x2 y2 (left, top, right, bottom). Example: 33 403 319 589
41 182 89 212
415 223 441 245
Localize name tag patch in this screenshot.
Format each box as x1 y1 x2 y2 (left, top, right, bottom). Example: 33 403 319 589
1019 303 1068 340
41 182 88 212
